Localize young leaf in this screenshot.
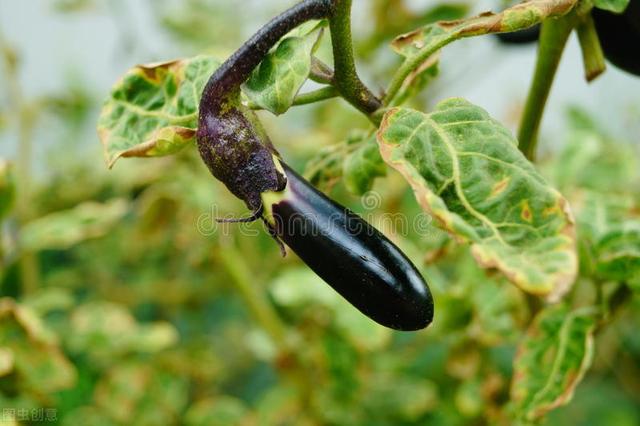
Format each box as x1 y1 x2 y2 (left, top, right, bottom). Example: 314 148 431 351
377 99 577 300
593 0 630 13
98 56 220 168
510 305 596 422
242 21 326 115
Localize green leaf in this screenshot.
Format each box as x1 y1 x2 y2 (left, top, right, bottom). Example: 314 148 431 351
510 304 596 423
0 159 15 219
343 135 386 195
243 21 325 115
185 397 250 426
573 191 640 283
594 222 640 283
20 198 128 252
593 0 630 13
68 302 178 357
377 99 577 300
304 131 368 192
551 114 638 193
98 56 220 168
0 298 77 393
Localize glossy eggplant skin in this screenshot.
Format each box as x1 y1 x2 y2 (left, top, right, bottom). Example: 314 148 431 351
593 2 640 76
495 25 540 45
267 163 434 331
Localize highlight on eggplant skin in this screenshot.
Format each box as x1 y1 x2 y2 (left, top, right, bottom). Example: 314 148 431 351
264 162 434 331
592 2 640 77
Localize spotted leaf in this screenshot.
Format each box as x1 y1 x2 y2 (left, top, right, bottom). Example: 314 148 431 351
98 56 220 168
510 304 596 422
377 99 577 300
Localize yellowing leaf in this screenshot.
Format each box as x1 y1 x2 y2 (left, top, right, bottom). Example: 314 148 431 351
377 99 577 300
510 305 596 422
98 56 220 167
0 298 77 393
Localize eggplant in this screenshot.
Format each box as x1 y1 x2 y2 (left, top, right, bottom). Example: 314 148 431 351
196 0 433 331
495 25 540 45
262 162 434 331
593 2 640 76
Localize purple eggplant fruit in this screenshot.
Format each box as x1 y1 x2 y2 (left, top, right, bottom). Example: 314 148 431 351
262 162 433 331
195 0 432 330
593 1 640 77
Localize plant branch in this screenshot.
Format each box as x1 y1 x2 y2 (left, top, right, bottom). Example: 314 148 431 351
383 0 578 106
217 244 318 416
328 0 383 116
248 86 339 110
1 35 40 295
517 13 575 161
218 246 287 345
576 13 606 82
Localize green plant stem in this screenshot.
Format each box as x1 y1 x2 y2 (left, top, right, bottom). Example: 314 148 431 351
576 13 606 82
1 36 40 295
292 85 339 105
218 246 287 345
329 0 382 117
517 15 575 161
248 86 339 110
217 244 317 416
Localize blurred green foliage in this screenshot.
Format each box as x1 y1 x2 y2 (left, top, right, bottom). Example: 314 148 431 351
1 1 640 425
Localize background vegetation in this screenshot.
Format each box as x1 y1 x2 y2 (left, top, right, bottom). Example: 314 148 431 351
1 0 639 425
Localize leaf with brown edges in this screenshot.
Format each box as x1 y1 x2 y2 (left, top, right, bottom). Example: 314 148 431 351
377 98 577 300
98 56 220 168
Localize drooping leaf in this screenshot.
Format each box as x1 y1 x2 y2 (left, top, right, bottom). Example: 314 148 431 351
510 304 596 422
20 198 128 252
243 21 326 115
0 159 15 219
593 0 630 13
377 99 577 300
573 191 640 283
392 0 573 57
343 135 386 195
98 56 220 168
